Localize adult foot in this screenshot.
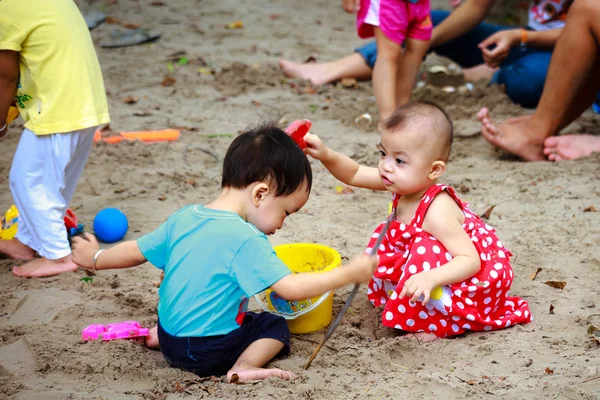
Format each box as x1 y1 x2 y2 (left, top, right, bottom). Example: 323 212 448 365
477 108 547 161
543 134 600 161
145 326 160 349
0 239 35 260
278 60 331 86
463 64 498 82
13 255 78 278
227 367 296 383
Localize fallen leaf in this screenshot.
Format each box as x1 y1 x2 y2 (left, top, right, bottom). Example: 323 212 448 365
114 187 127 193
122 22 139 29
251 100 261 106
341 78 358 88
466 380 478 385
498 376 507 381
457 184 470 194
152 281 161 287
549 304 555 314
197 67 214 75
544 281 566 290
304 86 317 95
186 179 196 186
106 16 121 24
545 367 554 375
481 205 496 220
123 96 138 104
161 76 176 86
269 14 281 19
158 195 167 201
151 0 165 5
225 20 243 29
584 205 597 212
308 104 319 113
335 185 354 194
529 267 543 281
80 277 93 283
177 57 189 66
304 56 317 63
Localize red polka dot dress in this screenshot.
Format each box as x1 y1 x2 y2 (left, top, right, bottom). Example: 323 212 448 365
365 184 532 337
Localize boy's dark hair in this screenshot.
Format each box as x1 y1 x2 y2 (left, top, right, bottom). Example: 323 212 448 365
222 124 312 196
383 101 454 161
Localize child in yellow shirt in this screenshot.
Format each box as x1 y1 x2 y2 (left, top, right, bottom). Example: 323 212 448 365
0 0 110 277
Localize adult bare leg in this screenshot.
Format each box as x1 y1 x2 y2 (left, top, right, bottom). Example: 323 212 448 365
278 53 372 86
479 0 600 160
373 28 402 123
396 38 430 106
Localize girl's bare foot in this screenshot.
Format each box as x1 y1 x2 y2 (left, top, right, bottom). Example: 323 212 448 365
227 366 296 383
145 326 160 349
0 238 35 260
12 254 78 278
543 134 600 161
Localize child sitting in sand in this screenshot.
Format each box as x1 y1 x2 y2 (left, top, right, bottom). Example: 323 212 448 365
304 101 532 340
0 0 110 277
72 125 378 382
343 0 433 125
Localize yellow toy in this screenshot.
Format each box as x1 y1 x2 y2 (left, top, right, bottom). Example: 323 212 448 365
7 106 19 124
0 205 19 240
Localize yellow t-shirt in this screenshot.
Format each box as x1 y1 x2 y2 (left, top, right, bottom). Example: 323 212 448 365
0 0 110 135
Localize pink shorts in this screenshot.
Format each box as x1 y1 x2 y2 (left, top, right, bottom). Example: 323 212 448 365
357 0 432 44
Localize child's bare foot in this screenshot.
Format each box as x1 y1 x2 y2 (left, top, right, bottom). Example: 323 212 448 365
278 60 330 86
12 254 78 278
226 366 296 383
543 134 600 161
403 332 439 342
145 326 160 349
0 239 35 260
477 107 546 161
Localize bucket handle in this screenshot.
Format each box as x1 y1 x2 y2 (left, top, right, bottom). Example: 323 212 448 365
253 291 331 320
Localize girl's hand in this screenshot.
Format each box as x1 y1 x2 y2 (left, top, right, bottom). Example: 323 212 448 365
478 29 521 68
342 0 360 14
72 233 100 270
304 132 330 161
346 253 378 283
399 271 439 305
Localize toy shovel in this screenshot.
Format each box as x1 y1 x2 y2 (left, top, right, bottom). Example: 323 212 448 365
304 217 392 370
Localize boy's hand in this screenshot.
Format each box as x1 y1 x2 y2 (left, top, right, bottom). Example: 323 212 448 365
346 254 378 283
72 233 100 270
399 271 438 305
342 0 360 13
304 133 330 160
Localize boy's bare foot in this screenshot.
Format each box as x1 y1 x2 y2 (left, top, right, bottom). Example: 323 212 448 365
12 254 78 278
543 134 600 161
278 60 331 86
226 366 296 383
0 239 35 260
145 326 160 349
477 108 546 161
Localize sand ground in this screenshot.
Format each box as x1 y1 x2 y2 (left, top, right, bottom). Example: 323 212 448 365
1 0 599 399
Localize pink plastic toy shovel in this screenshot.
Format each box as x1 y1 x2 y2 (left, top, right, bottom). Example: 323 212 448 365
82 321 149 341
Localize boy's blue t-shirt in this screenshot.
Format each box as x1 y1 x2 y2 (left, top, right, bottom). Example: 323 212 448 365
137 205 291 337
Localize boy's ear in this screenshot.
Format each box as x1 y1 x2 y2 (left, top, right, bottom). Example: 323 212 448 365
429 160 446 180
252 182 270 207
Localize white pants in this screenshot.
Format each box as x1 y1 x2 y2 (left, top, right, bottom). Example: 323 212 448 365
9 126 96 260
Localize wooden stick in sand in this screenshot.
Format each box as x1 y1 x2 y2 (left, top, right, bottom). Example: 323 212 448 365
304 217 392 370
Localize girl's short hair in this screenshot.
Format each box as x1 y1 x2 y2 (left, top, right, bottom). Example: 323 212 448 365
221 124 312 196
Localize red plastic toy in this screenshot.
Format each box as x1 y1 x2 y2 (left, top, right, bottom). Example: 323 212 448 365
285 120 311 149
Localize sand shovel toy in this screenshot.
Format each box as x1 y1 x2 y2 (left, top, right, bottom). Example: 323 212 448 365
304 216 392 369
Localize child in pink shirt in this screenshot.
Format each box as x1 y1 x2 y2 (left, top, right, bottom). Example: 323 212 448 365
343 0 432 126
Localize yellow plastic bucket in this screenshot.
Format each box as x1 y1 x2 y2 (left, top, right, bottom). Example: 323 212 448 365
254 243 341 334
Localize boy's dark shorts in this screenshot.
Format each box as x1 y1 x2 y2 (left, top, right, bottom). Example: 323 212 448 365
157 312 290 377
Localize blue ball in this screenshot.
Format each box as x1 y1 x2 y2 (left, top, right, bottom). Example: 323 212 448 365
93 208 128 243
